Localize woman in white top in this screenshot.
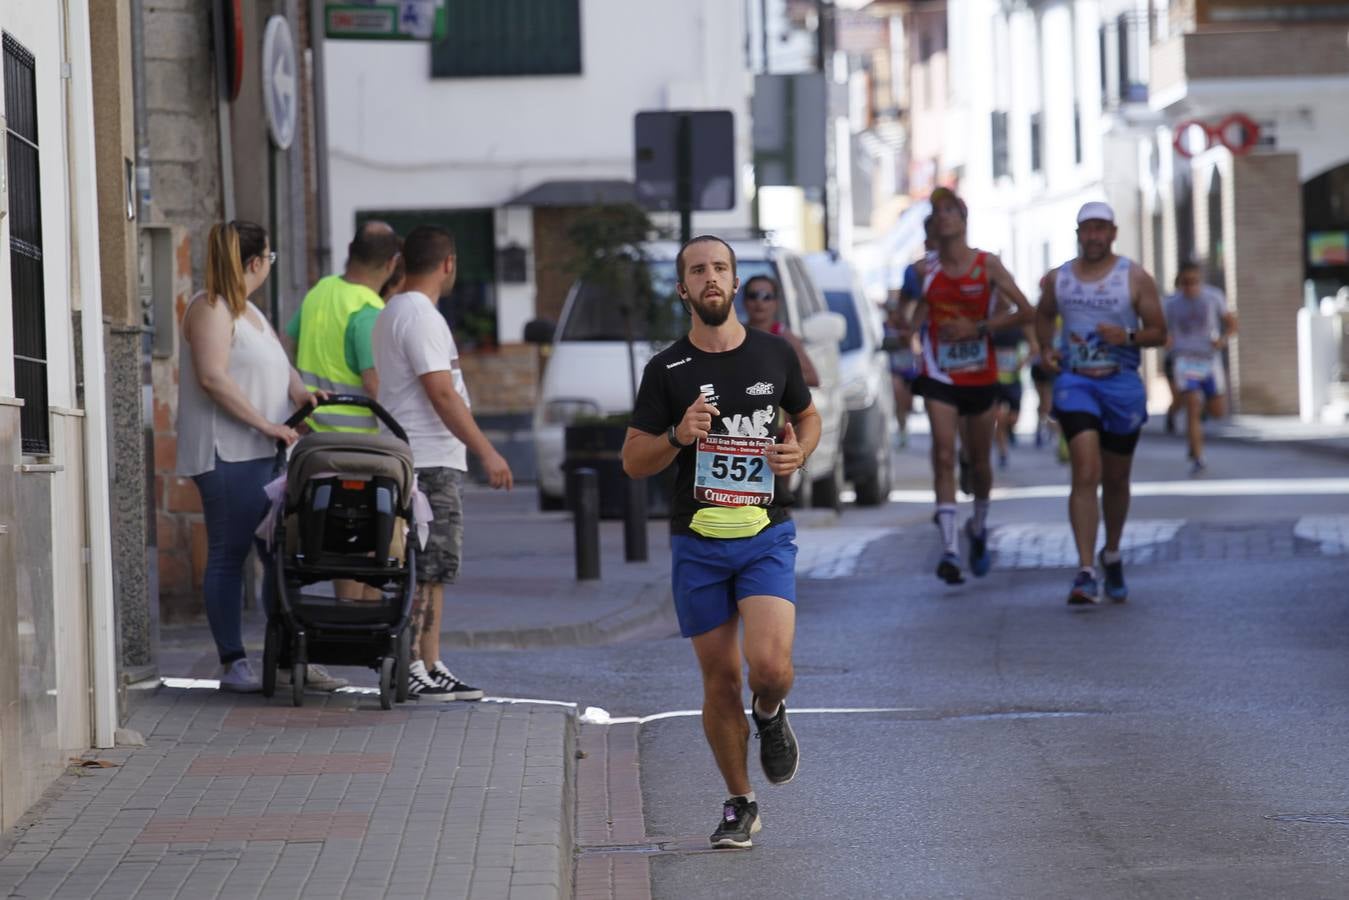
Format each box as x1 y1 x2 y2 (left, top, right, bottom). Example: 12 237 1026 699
176 221 331 693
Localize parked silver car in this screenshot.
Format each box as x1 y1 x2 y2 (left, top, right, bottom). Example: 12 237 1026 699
804 251 896 505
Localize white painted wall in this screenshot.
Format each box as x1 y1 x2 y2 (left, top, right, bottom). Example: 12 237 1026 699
940 0 1114 296
323 0 754 333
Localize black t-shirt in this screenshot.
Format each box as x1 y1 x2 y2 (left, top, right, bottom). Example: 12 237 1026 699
630 328 812 537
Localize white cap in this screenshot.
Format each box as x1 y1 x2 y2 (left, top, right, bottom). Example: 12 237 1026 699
1076 201 1115 224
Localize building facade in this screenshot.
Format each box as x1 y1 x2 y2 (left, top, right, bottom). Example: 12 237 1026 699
322 0 754 431
0 0 124 830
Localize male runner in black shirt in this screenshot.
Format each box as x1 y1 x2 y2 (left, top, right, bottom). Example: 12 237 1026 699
623 235 821 849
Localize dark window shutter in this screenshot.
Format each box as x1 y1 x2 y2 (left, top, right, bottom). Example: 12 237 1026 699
4 32 49 455
991 111 1009 180
432 0 582 78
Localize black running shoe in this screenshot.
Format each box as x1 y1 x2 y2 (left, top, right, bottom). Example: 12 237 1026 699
751 696 800 785
1098 550 1128 603
710 796 761 849
936 552 964 585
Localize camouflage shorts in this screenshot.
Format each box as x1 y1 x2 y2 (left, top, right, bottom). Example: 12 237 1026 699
416 466 464 584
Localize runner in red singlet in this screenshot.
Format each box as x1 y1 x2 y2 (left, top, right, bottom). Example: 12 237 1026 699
912 188 1033 584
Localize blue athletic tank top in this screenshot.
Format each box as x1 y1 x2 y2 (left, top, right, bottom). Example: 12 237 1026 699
1055 256 1139 376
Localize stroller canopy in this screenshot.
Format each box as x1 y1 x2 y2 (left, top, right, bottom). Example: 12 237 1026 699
285 432 415 511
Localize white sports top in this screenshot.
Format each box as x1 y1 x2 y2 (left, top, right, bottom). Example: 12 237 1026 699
1055 256 1140 375
176 295 293 476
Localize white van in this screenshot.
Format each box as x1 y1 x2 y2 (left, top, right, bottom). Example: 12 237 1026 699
526 238 848 510
803 251 896 505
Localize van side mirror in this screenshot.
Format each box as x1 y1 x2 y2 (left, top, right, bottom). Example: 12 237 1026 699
801 311 846 346
524 318 556 344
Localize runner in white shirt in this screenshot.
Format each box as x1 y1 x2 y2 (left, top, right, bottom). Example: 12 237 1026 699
1163 261 1237 475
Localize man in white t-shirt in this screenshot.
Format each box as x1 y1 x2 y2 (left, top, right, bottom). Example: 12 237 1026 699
1163 261 1237 474
373 225 514 701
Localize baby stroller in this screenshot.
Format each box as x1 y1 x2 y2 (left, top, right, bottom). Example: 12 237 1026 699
263 395 417 709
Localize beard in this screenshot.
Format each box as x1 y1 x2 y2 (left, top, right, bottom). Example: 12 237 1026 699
689 289 733 327
1080 241 1110 262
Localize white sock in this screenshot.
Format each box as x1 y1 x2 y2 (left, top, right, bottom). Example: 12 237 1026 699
936 505 958 555
971 499 990 534
1079 566 1095 578
732 791 757 804
1102 550 1121 565
753 697 780 720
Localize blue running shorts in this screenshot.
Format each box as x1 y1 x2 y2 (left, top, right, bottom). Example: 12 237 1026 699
1052 370 1148 436
670 521 798 638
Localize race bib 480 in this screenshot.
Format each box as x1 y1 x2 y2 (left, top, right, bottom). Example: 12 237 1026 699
937 339 988 373
694 435 774 507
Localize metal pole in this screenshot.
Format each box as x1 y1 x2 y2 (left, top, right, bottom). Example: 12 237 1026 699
677 113 693 246
816 0 833 251
309 0 333 276
571 468 601 580
623 478 648 563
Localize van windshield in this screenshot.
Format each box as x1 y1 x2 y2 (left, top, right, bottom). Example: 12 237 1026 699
559 258 780 342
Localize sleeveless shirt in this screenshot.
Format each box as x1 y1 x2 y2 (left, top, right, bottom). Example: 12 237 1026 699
920 251 998 386
1054 256 1139 377
176 296 293 476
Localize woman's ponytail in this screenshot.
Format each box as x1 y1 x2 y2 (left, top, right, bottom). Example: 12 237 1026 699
205 222 247 318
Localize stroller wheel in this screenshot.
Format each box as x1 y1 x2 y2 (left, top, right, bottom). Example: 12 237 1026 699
262 620 282 699
290 662 306 707
395 628 411 704
378 657 396 711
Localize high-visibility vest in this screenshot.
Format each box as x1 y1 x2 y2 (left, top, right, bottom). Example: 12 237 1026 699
294 275 384 432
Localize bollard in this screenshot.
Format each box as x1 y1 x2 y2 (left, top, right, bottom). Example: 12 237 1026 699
623 477 648 562
571 467 601 580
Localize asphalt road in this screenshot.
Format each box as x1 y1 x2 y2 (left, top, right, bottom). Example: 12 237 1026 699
457 430 1349 899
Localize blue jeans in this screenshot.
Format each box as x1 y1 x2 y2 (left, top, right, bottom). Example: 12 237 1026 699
192 455 279 664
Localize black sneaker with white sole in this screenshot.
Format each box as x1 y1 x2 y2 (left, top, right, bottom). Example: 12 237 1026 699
710 796 761 849
407 660 454 702
751 696 800 785
430 661 484 701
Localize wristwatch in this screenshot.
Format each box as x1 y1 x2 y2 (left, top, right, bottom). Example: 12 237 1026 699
667 425 692 449
1126 329 1137 346
975 321 989 338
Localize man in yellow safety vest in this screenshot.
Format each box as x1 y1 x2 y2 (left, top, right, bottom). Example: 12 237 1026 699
287 221 401 432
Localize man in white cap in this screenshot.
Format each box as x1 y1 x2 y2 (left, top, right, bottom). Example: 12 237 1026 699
1034 202 1167 605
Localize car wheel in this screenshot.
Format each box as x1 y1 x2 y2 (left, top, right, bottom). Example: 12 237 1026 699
811 454 844 511
854 442 892 506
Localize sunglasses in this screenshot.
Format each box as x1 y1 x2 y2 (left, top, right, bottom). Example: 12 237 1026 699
745 290 777 302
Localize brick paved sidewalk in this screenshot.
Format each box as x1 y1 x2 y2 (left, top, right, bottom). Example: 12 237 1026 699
0 688 572 900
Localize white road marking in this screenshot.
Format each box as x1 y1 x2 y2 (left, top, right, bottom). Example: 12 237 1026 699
888 478 1349 504
1294 515 1349 555
583 706 921 726
795 527 895 578
989 519 1186 569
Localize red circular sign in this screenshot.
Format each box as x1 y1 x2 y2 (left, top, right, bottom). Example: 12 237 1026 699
1173 114 1261 158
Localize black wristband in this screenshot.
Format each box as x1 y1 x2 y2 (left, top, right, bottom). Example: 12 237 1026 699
667 425 691 449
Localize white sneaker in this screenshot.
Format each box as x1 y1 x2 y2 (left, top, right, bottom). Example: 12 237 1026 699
430 661 485 701
277 664 349 692
219 658 262 693
407 660 454 702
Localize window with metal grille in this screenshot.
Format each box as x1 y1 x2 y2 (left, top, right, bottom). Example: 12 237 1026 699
431 0 582 78
4 33 49 455
991 111 1010 180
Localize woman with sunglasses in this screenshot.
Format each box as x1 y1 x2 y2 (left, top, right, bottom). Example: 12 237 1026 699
742 275 820 387
176 221 325 693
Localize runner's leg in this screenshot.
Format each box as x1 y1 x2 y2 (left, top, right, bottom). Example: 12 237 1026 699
927 399 959 504
1185 389 1204 461
1067 430 1103 569
1101 448 1135 556
964 405 996 503
739 595 795 714
692 616 751 797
